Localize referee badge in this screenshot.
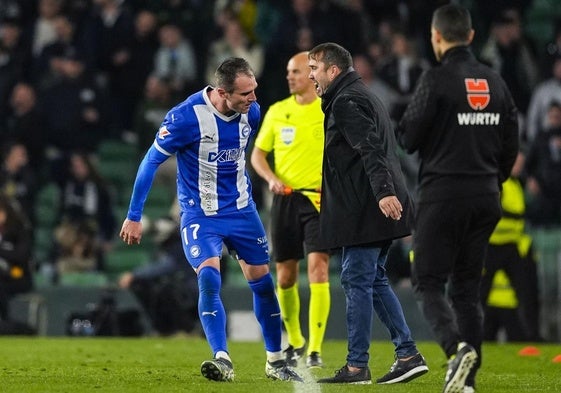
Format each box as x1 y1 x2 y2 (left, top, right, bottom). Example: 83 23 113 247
281 127 295 145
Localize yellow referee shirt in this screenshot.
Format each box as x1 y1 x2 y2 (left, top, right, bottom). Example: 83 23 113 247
255 95 324 210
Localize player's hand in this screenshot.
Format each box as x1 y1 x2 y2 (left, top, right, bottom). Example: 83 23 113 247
120 218 143 245
378 196 402 220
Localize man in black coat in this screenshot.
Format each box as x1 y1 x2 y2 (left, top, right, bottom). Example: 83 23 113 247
308 42 428 385
396 4 519 393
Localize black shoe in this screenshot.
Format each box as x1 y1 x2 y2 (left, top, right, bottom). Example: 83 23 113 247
377 353 429 384
443 342 478 393
306 352 323 368
265 359 304 382
283 343 306 367
317 365 372 384
200 357 234 382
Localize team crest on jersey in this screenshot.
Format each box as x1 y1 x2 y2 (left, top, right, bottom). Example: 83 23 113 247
464 78 490 110
281 127 295 145
241 125 251 138
158 126 171 139
190 245 201 258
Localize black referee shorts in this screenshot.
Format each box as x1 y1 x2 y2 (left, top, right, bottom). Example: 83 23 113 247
270 192 325 262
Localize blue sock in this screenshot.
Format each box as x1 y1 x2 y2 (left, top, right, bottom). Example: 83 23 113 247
198 266 227 356
248 273 282 352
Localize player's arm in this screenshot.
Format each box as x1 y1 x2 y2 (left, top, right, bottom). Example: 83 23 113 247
250 146 284 195
120 145 169 245
396 70 438 153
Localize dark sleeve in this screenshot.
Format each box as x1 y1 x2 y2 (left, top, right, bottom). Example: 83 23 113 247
331 94 396 200
396 70 438 153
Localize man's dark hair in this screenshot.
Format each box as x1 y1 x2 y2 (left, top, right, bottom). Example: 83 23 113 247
308 42 353 71
214 57 254 93
432 4 472 43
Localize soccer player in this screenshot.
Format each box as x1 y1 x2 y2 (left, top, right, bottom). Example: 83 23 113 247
120 57 303 383
251 52 330 368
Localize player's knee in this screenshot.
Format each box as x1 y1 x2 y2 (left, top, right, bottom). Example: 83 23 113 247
248 273 275 297
198 266 221 295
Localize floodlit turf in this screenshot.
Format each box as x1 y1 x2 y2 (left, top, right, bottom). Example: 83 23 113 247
0 337 560 392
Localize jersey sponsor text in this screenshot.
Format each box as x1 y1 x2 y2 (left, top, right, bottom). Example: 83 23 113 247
457 112 500 125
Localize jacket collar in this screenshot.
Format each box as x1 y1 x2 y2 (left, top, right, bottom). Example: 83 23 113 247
441 45 474 65
321 69 361 112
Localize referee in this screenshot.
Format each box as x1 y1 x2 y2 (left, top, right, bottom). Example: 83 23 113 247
251 51 330 369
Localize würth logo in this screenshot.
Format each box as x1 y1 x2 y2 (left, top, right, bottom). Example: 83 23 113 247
465 78 490 110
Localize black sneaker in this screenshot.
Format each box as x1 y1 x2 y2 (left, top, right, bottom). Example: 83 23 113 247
283 343 306 367
265 359 304 382
200 357 234 382
376 353 429 384
317 365 372 384
443 342 478 393
306 352 323 368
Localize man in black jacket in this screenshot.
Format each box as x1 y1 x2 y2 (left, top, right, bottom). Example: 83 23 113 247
308 42 428 385
396 4 519 393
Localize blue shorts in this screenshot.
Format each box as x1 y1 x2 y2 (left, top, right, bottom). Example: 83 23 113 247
179 206 270 269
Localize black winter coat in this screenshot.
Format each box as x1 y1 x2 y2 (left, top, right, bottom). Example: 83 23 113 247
319 70 414 249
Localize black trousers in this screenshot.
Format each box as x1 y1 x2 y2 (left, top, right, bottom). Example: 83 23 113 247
411 194 501 372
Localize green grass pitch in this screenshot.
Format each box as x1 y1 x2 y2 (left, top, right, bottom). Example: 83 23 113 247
1 337 560 392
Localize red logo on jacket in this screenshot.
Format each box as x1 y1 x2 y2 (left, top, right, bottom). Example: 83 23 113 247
464 78 490 110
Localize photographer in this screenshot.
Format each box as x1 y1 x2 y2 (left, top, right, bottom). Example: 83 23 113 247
118 215 199 336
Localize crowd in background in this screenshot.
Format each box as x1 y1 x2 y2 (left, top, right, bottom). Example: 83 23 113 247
0 0 560 337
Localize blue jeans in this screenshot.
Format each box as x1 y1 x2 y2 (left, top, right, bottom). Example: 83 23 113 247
341 243 418 368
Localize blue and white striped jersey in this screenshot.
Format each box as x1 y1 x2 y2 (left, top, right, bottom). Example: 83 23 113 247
127 86 260 220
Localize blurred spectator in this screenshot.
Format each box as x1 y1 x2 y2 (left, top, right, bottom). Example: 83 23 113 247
205 16 264 85
23 0 63 59
353 53 398 114
3 82 46 171
526 56 561 143
0 194 35 334
134 0 214 86
39 50 110 158
479 7 540 114
377 30 430 121
33 13 82 89
341 0 377 45
119 214 199 336
50 151 116 276
481 151 541 342
133 74 174 154
326 0 368 56
525 101 561 227
0 1 34 26
0 141 38 223
260 0 340 109
81 0 135 135
153 22 197 99
0 18 28 126
113 9 159 139
471 0 534 43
